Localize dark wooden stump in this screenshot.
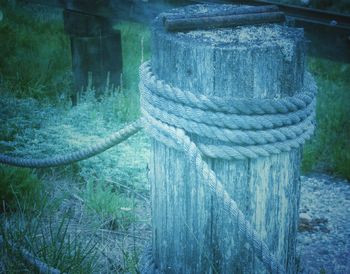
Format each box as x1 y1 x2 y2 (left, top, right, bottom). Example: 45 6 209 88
63 9 122 105
148 4 307 273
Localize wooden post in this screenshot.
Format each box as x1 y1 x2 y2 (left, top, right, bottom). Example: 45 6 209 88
148 4 306 274
63 9 122 105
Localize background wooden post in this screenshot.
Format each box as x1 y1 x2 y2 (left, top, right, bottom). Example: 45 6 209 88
63 8 122 105
149 5 306 273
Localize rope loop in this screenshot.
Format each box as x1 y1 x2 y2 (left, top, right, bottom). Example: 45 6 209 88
140 61 316 160
140 60 317 274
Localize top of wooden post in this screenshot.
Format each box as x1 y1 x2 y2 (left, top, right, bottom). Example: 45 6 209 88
151 4 305 99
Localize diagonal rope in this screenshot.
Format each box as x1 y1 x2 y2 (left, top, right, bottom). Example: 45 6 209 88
141 113 286 274
139 60 316 274
0 236 62 274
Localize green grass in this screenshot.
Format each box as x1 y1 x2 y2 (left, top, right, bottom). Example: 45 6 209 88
1 212 98 273
82 180 135 230
114 21 151 122
0 166 44 213
0 6 151 272
0 0 72 101
302 57 350 179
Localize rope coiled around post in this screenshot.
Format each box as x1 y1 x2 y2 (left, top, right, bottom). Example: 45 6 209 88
141 62 315 115
140 61 316 160
139 61 317 274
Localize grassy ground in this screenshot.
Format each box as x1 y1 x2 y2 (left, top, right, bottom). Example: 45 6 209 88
0 1 72 101
302 58 350 179
0 91 151 272
0 2 151 273
0 1 349 273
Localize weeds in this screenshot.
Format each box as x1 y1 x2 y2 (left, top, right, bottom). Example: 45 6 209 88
83 180 135 230
0 211 98 273
302 57 350 179
0 166 43 213
114 21 151 122
0 0 72 102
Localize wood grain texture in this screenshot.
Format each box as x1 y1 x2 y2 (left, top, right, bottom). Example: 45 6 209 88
149 5 306 273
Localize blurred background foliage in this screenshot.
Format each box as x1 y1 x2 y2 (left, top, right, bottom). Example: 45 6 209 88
0 0 72 101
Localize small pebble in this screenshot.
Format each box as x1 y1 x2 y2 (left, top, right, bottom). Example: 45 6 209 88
299 212 312 222
330 20 338 26
298 174 350 273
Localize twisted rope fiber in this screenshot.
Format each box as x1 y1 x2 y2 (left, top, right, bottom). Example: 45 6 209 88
0 236 61 274
0 120 142 168
141 79 316 130
141 115 285 274
141 92 316 145
140 61 316 273
143 110 315 160
140 62 316 160
140 61 316 115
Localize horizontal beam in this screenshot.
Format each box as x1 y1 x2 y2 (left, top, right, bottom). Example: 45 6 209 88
192 0 350 29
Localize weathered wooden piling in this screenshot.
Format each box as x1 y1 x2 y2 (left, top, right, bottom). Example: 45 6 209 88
146 4 309 274
63 9 122 105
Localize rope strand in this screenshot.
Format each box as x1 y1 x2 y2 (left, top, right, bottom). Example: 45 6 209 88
0 120 142 168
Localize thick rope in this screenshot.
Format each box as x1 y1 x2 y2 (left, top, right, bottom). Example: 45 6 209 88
0 120 142 168
141 80 316 130
141 115 286 274
142 110 315 160
0 236 62 274
139 61 317 273
141 95 315 145
140 62 316 161
140 61 316 115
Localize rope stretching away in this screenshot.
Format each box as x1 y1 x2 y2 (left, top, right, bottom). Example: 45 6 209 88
0 120 142 168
